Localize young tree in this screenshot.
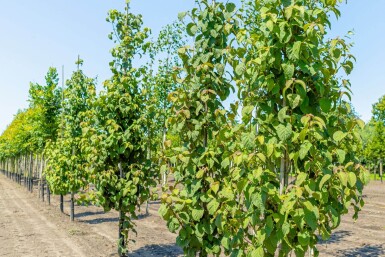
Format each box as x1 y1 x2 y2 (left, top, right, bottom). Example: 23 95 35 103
45 58 97 220
29 67 62 146
223 0 369 255
364 95 385 179
146 21 186 186
82 4 157 255
159 1 239 256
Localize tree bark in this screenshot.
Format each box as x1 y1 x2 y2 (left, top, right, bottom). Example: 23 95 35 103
70 192 75 221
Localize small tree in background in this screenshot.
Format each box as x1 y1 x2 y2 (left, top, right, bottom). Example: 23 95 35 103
45 58 97 220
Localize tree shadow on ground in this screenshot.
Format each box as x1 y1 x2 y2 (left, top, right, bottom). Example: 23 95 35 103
75 210 106 218
128 244 183 257
80 217 119 224
337 244 385 257
136 213 150 220
319 230 352 245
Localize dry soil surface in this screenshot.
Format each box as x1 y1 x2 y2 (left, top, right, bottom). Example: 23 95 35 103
0 174 384 257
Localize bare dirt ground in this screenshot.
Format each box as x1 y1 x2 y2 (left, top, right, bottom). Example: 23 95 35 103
0 174 384 257
0 174 181 257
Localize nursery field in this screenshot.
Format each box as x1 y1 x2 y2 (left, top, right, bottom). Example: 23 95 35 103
0 174 384 257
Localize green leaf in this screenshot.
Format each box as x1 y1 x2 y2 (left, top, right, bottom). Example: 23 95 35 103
298 231 310 246
207 199 220 215
187 23 198 36
221 234 231 250
178 12 187 20
266 20 274 31
276 124 292 141
179 212 190 223
235 62 246 76
319 174 331 189
278 106 289 122
266 144 274 157
192 207 204 221
196 169 204 179
304 207 317 231
320 98 332 112
282 63 294 80
330 206 341 228
342 60 354 75
296 172 307 186
211 182 220 194
265 216 274 237
221 158 230 168
338 172 347 187
250 247 264 257
289 41 302 60
225 3 236 13
219 187 234 200
348 172 357 187
333 131 346 143
242 105 254 117
299 141 312 160
287 94 301 109
282 222 290 236
336 149 346 163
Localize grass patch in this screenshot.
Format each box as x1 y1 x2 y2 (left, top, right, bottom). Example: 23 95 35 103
369 173 384 181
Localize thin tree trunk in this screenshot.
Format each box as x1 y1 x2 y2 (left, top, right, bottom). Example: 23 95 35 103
118 162 126 256
47 184 51 205
162 126 167 186
70 192 75 221
60 194 64 213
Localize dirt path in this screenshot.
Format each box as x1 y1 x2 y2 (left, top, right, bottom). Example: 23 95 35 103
0 174 181 257
0 173 384 257
0 175 92 257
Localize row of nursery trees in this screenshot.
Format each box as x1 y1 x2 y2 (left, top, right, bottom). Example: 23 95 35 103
0 0 374 256
361 95 385 181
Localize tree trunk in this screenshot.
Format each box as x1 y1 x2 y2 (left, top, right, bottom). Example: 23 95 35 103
41 180 45 202
60 194 64 213
70 192 75 221
47 185 51 205
162 126 167 186
118 162 126 256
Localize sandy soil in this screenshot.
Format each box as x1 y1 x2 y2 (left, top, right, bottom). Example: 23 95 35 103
0 174 181 257
0 174 384 257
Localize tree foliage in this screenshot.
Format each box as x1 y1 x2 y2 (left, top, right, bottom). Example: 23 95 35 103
81 4 157 254
160 0 369 256
45 60 96 195
0 1 371 257
363 95 385 162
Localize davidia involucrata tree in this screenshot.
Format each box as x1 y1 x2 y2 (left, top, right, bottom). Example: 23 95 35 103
161 0 368 256
159 1 240 256
226 0 368 256
45 58 96 221
81 2 157 255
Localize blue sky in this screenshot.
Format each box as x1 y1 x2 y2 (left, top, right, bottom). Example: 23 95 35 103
0 1 384 132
